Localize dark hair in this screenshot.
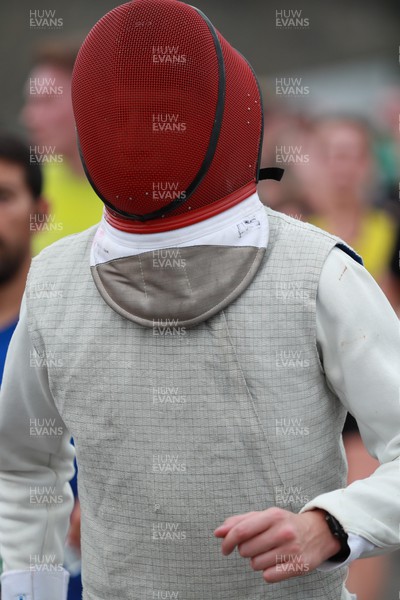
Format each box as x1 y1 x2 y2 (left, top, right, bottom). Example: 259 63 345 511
0 134 43 200
32 38 81 74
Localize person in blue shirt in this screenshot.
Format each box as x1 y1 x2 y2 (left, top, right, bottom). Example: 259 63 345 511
0 134 45 384
0 323 17 385
0 134 82 600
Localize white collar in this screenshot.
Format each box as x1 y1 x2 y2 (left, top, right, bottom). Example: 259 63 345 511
91 191 269 265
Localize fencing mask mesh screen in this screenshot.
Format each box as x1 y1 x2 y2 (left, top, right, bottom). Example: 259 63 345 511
72 0 265 232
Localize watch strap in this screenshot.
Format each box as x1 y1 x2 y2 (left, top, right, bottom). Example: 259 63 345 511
324 512 351 562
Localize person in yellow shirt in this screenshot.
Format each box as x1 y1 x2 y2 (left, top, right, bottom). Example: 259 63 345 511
20 40 103 256
312 208 396 284
305 117 396 286
304 116 397 600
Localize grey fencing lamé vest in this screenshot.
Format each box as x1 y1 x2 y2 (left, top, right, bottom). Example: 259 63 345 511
25 207 361 600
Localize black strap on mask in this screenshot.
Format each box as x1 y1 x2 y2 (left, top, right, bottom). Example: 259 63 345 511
258 167 284 181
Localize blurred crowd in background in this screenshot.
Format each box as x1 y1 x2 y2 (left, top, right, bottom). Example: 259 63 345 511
0 4 399 599
258 96 400 312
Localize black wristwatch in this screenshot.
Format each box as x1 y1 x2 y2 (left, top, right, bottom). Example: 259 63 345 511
324 512 351 562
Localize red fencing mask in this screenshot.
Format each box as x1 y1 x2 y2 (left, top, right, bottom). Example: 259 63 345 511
72 0 282 233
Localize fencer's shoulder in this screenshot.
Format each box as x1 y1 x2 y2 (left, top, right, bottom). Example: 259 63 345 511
31 224 99 264
264 205 337 240
26 225 99 292
263 205 363 266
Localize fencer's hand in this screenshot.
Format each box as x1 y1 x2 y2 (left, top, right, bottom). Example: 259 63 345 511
213 507 341 583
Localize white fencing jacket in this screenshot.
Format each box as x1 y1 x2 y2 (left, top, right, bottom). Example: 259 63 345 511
0 193 399 599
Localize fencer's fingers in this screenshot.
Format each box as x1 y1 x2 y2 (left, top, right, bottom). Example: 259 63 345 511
262 555 311 583
249 543 294 572
219 508 284 555
213 511 260 537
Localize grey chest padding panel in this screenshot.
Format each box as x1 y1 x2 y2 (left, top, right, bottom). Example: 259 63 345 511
91 245 265 328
